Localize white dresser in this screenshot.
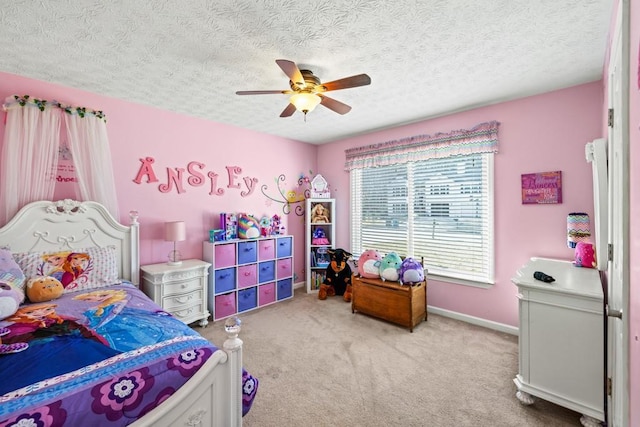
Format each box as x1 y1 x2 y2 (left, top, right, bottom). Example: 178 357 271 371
512 257 604 426
140 259 211 327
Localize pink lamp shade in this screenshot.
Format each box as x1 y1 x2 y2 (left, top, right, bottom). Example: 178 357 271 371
165 221 186 242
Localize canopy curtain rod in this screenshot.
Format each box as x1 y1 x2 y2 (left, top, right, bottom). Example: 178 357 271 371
3 95 107 122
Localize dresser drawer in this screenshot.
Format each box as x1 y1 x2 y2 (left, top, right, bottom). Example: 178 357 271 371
258 239 275 260
258 282 276 306
258 260 275 283
276 236 292 258
215 243 236 268
237 241 257 264
214 267 236 293
163 289 202 311
164 276 203 296
276 258 292 279
237 264 257 289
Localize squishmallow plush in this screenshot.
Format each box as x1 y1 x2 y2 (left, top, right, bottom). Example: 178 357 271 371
238 214 261 239
379 252 402 281
574 242 596 268
26 276 64 302
357 249 382 279
0 281 23 320
399 258 425 285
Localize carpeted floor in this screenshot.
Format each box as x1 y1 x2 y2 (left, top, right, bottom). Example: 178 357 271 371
195 288 584 427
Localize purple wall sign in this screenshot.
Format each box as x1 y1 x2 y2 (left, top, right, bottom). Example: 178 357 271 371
521 171 562 204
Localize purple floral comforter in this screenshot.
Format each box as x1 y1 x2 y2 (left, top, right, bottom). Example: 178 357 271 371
0 282 258 426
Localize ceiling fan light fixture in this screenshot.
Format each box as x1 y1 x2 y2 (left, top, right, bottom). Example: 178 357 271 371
290 92 321 114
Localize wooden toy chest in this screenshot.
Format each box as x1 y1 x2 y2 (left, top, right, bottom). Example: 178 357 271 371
351 275 427 332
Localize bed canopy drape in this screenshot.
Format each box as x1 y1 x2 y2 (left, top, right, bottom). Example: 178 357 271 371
1 95 119 224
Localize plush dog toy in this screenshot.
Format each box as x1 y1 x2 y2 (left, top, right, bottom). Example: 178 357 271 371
318 249 353 302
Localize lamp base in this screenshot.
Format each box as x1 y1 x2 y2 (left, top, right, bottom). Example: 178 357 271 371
167 249 183 266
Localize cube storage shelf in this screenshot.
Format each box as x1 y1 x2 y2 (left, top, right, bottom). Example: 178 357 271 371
203 235 294 321
305 198 335 293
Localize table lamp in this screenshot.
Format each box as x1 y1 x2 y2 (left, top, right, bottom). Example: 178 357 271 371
165 221 186 265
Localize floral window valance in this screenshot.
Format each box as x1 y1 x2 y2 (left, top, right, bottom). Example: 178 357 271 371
344 121 500 171
3 95 107 122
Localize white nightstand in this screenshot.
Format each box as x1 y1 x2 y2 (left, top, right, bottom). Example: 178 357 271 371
140 259 211 327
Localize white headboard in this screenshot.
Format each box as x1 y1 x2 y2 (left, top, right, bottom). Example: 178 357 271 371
0 199 140 285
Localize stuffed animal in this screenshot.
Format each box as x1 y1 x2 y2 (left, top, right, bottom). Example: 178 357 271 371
0 281 29 354
312 227 330 245
26 276 64 302
238 214 261 239
357 249 382 279
0 281 23 320
319 249 353 302
379 252 403 281
398 257 425 285
310 203 330 223
574 242 596 268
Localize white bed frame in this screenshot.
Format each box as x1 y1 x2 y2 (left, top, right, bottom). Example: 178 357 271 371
0 199 244 427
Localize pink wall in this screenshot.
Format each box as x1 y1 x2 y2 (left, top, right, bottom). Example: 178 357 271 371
627 1 639 424
318 81 604 327
0 72 317 283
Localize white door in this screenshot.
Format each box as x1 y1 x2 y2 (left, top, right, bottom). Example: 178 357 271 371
607 1 629 425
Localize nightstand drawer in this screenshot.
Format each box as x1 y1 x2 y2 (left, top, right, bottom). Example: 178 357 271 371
171 302 207 323
163 289 202 311
164 277 203 296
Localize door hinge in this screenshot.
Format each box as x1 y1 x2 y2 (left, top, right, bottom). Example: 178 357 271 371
608 243 613 261
607 377 613 396
608 108 614 127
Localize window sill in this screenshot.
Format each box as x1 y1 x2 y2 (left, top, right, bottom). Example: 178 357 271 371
426 273 494 289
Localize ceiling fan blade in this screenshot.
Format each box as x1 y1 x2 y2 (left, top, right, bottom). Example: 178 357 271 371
280 103 297 117
320 74 371 92
276 59 305 88
318 94 352 115
236 90 291 95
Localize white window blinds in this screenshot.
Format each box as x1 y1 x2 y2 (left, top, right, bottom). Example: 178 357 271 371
348 122 497 285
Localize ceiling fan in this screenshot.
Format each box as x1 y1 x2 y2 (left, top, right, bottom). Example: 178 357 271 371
236 59 371 119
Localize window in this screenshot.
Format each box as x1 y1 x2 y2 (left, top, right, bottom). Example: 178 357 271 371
346 122 498 286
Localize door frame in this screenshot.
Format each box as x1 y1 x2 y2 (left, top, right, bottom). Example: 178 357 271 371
606 1 630 425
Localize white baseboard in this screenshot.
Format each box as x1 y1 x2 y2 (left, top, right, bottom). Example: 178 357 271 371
294 281 305 290
427 305 519 336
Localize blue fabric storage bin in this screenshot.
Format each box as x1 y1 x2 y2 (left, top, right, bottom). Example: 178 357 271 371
276 237 292 258
237 240 258 264
214 267 236 293
277 278 293 300
238 287 258 312
258 261 275 283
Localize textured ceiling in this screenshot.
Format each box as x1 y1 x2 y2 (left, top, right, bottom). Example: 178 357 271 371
0 0 614 144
